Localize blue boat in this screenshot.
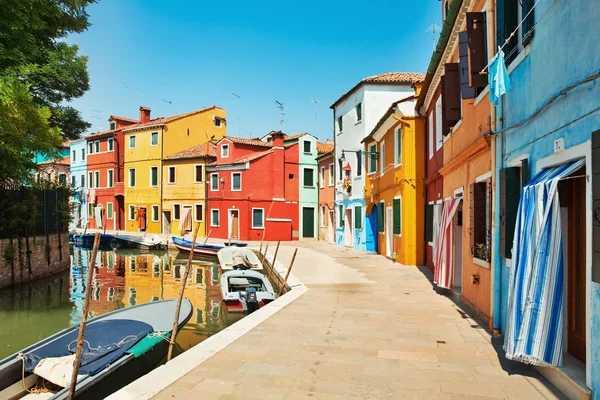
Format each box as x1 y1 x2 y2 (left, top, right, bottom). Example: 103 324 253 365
171 236 247 256
72 234 115 249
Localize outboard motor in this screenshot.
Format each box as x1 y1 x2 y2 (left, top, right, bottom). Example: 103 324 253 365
246 288 259 313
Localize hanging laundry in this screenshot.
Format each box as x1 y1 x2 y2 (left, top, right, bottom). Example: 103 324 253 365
488 49 511 105
179 207 193 235
95 206 103 229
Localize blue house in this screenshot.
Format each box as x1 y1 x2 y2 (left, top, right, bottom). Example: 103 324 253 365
492 0 600 397
33 140 70 164
69 139 87 229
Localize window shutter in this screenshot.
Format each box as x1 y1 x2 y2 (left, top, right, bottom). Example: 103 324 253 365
425 204 433 242
522 0 535 46
593 130 600 283
521 158 529 185
356 151 362 177
471 182 488 257
444 63 461 124
500 167 522 259
459 32 476 99
377 204 384 233
393 199 401 235
469 184 475 255
504 0 520 64
355 206 362 229
466 12 488 89
440 76 450 136
338 159 343 180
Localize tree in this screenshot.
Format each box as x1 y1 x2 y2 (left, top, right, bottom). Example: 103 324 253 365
0 0 96 183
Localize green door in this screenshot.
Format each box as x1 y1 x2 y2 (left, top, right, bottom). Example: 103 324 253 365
302 207 315 238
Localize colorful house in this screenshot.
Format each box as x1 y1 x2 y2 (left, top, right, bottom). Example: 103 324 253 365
69 138 88 228
491 0 600 396
161 141 217 236
85 114 139 231
316 140 335 243
123 106 226 234
36 156 70 184
331 72 425 251
33 140 70 165
417 0 494 325
362 93 425 265
206 132 299 241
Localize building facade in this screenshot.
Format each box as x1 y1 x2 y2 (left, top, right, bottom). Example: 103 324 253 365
36 156 70 184
331 73 424 251
69 138 87 228
317 142 335 243
362 93 425 265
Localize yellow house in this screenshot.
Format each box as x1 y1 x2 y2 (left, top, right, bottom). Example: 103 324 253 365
124 106 226 234
162 141 216 236
362 92 425 265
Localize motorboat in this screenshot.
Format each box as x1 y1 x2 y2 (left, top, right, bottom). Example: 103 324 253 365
171 236 247 257
221 270 275 314
217 247 262 271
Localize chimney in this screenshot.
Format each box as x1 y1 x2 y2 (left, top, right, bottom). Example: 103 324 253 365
271 131 285 148
139 106 151 123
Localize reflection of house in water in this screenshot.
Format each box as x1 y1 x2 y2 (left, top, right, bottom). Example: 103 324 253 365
88 251 126 317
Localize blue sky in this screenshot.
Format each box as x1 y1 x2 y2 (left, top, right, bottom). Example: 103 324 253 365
70 0 442 142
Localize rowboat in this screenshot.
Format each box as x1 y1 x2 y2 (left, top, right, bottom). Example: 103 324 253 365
221 270 275 313
72 234 115 248
0 299 192 400
171 236 247 257
217 247 263 271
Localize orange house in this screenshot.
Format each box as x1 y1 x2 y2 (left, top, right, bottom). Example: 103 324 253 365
316 141 335 243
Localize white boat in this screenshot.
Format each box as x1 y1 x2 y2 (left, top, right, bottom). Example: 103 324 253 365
216 247 262 271
221 270 275 313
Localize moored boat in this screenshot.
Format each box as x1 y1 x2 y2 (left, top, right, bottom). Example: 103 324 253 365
0 299 192 400
171 236 247 256
221 270 275 313
217 247 262 271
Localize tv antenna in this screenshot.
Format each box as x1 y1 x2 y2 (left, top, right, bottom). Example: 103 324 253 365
275 100 284 131
312 99 319 120
426 21 442 52
161 99 172 114
232 93 243 136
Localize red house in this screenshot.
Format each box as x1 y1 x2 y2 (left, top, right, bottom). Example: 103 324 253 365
206 132 300 241
85 112 140 230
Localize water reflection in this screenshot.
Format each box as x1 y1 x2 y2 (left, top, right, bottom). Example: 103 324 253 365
0 247 243 360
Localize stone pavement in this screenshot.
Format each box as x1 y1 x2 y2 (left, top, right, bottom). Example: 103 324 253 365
154 242 565 400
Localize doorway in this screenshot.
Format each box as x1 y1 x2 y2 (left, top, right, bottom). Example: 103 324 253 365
328 211 335 243
229 209 239 239
344 209 352 247
137 207 147 232
302 207 315 238
162 211 171 235
386 206 393 258
453 203 463 291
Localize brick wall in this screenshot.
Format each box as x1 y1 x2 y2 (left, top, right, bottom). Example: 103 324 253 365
0 233 70 289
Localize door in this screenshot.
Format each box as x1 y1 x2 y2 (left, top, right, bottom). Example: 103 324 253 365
137 207 147 231
453 204 463 290
302 207 315 238
567 171 586 362
229 210 239 239
386 207 393 258
344 209 352 247
162 211 171 234
328 211 335 243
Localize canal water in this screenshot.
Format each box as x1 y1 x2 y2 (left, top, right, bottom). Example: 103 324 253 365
0 247 244 360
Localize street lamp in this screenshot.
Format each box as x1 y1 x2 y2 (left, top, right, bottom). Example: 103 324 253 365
339 149 379 162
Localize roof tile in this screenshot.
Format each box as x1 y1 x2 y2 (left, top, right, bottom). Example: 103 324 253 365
163 142 217 161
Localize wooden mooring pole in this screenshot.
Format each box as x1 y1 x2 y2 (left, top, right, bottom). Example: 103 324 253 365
67 233 101 400
167 221 200 361
278 248 298 297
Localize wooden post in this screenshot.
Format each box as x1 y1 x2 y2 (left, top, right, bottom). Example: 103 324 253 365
269 241 281 280
262 243 269 265
67 233 101 400
204 229 212 244
278 248 298 297
167 221 200 361
102 209 107 235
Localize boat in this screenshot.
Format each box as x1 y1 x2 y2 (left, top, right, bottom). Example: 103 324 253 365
72 233 115 248
221 270 276 313
0 299 193 400
217 247 263 271
171 236 247 257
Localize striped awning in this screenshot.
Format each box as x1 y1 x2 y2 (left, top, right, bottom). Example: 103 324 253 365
433 198 461 289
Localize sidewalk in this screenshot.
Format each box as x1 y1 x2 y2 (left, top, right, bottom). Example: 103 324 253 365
157 242 563 399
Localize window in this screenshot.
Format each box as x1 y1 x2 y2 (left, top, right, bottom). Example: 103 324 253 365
71 175 76 186
379 141 385 175
129 205 136 220
356 151 362 177
303 141 311 154
428 113 434 159
470 180 491 262
377 203 384 233
81 149 85 160
107 170 114 188
395 126 402 166
195 204 203 222
151 205 159 222
88 142 93 154
72 150 76 162
500 163 527 258
94 141 99 153
211 209 219 227
110 121 116 130
173 204 181 220
221 144 229 158
194 165 203 183
89 203 94 216
107 202 113 219
88 172 93 188
338 159 343 181
354 206 362 230
168 166 176 184
320 206 326 227
435 97 442 151
425 204 434 242
303 168 314 187
210 173 219 191
129 168 136 187
129 136 136 148
337 116 343 133
214 118 222 127
231 172 241 191
94 171 100 188
338 204 344 227
252 208 264 229
108 138 114 151
320 167 325 188
151 132 158 146
80 174 84 187
368 144 377 174
328 164 334 187
355 103 362 122
393 198 402 235
150 167 158 187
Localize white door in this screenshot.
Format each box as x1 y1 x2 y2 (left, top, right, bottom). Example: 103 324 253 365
344 209 352 247
386 207 393 258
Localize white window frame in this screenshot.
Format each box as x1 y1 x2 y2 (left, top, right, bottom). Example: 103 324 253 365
395 126 402 167
428 112 434 159
107 169 114 188
303 167 315 188
435 97 443 151
320 167 325 188
303 140 312 154
221 144 229 158
210 173 219 191
129 135 136 149
368 143 377 175
194 164 203 183
108 138 114 152
129 205 136 221
328 163 334 187
168 166 176 184
128 168 136 188
379 140 386 177
172 203 181 221
194 203 204 222
149 166 158 187
150 132 159 147
320 206 326 227
251 208 265 229
107 202 114 219
151 205 159 222
231 172 242 191
211 209 220 227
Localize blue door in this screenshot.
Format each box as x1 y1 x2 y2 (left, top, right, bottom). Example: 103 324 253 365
365 207 378 252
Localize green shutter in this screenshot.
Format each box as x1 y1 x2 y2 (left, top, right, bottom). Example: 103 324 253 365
339 205 344 227
377 204 384 233
393 199 401 235
354 206 362 229
425 204 433 242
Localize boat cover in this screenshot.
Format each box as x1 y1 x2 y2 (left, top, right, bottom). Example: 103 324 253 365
24 319 152 376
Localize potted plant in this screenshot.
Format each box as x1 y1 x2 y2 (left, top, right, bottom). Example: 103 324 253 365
342 179 352 194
